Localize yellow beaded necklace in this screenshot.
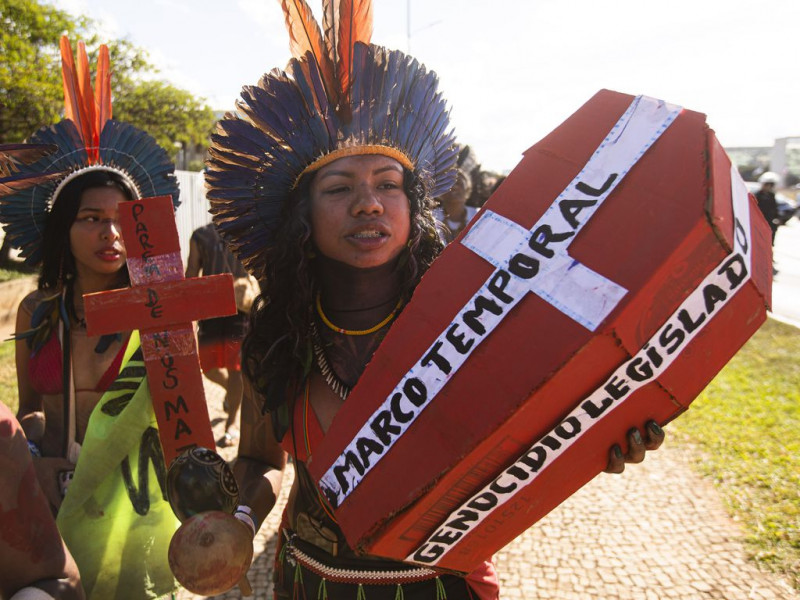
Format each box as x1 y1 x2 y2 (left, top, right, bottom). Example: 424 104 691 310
315 292 403 336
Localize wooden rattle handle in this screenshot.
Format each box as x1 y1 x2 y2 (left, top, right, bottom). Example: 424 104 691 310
238 574 253 596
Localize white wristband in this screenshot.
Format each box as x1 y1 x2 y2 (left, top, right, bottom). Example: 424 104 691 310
11 586 57 600
234 505 257 537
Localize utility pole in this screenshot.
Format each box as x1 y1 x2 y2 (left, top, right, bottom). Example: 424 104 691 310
407 0 411 53
406 1 441 55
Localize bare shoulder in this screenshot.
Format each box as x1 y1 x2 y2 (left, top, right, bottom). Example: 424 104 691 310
16 288 59 325
18 288 48 313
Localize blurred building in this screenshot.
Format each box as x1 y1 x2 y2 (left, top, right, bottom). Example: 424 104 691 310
726 136 800 187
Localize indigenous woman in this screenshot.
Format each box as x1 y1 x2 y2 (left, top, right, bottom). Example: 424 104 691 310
14 169 134 507
0 38 180 599
206 2 663 598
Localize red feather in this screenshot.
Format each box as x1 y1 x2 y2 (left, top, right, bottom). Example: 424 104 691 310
59 37 84 138
95 45 112 133
335 0 372 102
60 37 99 162
280 0 337 105
76 41 99 161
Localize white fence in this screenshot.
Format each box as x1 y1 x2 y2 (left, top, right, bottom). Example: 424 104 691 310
174 170 213 265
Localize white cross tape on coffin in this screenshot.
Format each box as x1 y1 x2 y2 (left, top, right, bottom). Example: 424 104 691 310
317 95 682 510
407 165 754 566
463 210 628 330
463 94 682 330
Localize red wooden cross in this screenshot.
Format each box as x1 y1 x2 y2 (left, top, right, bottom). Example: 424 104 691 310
84 195 237 464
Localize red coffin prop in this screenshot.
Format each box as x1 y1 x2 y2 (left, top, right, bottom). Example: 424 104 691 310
307 89 772 573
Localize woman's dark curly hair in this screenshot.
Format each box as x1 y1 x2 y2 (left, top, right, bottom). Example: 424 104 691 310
243 167 443 414
38 169 135 319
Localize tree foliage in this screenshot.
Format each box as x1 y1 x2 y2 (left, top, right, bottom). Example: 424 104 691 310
0 0 79 142
114 80 216 167
0 0 215 163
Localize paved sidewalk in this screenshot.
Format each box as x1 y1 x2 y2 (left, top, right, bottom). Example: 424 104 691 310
179 381 798 600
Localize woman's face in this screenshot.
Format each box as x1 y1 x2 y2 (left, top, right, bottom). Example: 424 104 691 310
69 186 128 281
440 172 470 213
309 154 411 269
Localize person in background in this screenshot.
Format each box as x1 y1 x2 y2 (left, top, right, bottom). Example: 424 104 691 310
434 146 480 244
185 222 250 447
754 171 780 275
755 171 780 245
488 174 506 196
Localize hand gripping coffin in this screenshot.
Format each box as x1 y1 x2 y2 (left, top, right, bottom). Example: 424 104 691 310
307 89 773 573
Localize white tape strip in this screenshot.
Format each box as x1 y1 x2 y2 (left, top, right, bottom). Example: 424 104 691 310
461 211 529 268
466 210 628 329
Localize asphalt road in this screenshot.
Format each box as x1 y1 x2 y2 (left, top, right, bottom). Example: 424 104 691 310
772 217 800 326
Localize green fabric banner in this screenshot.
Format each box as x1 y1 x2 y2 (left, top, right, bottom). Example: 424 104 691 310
57 332 179 599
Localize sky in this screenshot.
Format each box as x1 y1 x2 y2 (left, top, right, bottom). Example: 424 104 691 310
48 0 800 173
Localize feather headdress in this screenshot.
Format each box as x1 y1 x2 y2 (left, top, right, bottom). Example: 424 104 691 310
205 0 458 276
0 36 179 266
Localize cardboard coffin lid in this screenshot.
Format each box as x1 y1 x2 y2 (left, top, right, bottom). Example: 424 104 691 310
307 89 772 572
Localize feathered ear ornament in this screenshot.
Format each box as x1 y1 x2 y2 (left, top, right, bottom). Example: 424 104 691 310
0 144 61 195
0 144 58 177
207 0 458 276
0 36 178 267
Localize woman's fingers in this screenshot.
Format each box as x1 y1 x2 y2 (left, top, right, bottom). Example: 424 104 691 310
626 428 647 464
645 420 665 451
604 422 666 474
605 445 625 474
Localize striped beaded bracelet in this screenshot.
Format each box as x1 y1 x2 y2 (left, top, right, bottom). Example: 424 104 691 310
27 440 42 458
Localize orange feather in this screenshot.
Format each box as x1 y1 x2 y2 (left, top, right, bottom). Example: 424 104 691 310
335 0 372 101
76 41 98 161
60 37 104 162
279 0 337 104
59 37 84 136
95 45 112 133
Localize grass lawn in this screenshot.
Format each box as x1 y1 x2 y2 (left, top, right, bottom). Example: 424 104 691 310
0 263 36 283
0 338 17 412
670 317 800 588
0 317 796 586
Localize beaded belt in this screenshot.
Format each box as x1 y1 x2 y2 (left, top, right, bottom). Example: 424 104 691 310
282 530 438 586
